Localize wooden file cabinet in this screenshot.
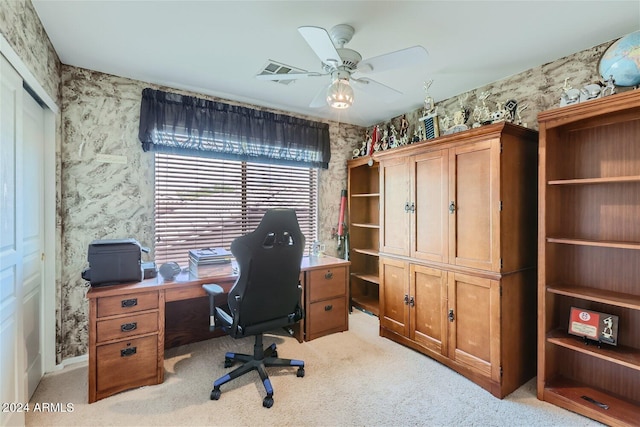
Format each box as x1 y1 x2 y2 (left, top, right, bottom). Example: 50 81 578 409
303 260 349 341
88 290 165 403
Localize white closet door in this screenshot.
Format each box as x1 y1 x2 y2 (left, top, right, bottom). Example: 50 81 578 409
22 87 45 399
0 53 26 427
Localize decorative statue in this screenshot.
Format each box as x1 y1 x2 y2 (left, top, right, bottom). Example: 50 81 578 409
423 80 435 116
399 115 409 144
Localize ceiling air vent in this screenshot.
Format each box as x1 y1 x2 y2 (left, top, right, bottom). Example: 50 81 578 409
257 60 307 85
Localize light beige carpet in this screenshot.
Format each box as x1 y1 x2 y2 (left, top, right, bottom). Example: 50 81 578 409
27 310 601 426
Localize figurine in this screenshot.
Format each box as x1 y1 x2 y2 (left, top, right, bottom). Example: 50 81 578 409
398 115 409 145
601 75 616 97
580 83 602 102
423 80 435 116
380 127 389 151
472 91 491 127
370 125 380 154
490 101 507 122
560 78 580 107
388 124 398 148
516 103 529 127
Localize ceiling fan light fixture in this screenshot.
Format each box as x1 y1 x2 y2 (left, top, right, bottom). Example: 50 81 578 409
327 77 354 109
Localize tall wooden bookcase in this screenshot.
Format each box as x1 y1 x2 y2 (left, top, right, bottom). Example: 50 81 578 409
537 89 640 425
347 157 380 315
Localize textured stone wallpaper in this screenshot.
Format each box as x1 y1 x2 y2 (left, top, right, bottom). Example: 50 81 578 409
60 66 363 357
0 0 65 360
2 0 631 362
367 39 631 141
0 0 61 101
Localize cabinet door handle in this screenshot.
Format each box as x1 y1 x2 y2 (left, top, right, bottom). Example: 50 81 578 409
324 304 333 311
404 294 409 305
324 271 333 280
449 201 456 214
409 296 415 307
121 298 138 308
448 309 455 322
121 322 137 332
121 346 137 357
409 202 416 213
404 202 410 212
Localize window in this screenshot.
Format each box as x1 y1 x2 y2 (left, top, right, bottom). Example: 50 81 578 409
154 153 318 266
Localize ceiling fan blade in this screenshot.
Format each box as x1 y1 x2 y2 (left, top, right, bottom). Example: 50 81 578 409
298 26 342 67
351 77 403 103
357 45 428 74
256 72 325 81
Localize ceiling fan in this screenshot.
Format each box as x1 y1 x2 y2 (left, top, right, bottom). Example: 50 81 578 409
256 24 429 109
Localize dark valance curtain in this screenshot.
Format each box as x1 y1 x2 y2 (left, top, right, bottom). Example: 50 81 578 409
138 88 331 169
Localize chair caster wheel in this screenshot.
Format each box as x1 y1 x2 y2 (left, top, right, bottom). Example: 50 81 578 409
297 367 305 377
263 396 274 408
224 357 234 368
210 388 221 400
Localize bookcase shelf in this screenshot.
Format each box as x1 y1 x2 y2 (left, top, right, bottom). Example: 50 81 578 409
347 157 380 316
538 90 640 425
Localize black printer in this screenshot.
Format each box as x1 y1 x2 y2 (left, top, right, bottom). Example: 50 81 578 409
81 238 156 286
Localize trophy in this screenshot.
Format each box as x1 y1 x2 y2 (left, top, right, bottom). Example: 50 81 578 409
418 80 440 140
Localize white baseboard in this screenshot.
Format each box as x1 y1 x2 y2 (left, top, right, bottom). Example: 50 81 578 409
48 354 88 374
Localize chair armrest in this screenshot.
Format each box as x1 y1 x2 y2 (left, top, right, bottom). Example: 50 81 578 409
202 283 224 296
202 284 225 331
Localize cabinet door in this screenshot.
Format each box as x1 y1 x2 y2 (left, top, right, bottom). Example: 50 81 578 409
412 150 449 262
410 264 447 356
380 157 410 256
379 257 409 336
447 272 501 382
449 140 500 271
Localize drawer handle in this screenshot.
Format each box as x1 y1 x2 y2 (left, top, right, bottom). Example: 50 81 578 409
324 272 333 280
121 346 137 357
121 322 137 332
324 304 333 311
121 298 138 308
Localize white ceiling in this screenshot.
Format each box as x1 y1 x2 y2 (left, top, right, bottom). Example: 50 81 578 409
32 1 640 127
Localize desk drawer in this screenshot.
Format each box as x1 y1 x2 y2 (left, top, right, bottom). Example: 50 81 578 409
307 296 347 340
96 312 158 343
308 267 346 302
96 335 158 395
97 291 158 318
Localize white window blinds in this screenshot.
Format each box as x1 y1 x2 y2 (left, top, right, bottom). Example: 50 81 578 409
154 153 318 266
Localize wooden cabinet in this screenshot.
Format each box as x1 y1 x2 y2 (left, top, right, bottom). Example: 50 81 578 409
379 258 447 356
380 149 449 263
537 90 640 425
303 259 349 341
381 131 533 271
376 122 538 398
88 290 164 403
347 157 380 315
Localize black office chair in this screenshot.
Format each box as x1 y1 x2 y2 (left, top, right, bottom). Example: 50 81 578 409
202 208 306 408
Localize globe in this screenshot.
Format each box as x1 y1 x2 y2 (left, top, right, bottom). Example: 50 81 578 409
599 30 640 87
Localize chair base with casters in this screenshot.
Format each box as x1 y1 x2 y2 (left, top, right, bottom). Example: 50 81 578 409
203 282 305 408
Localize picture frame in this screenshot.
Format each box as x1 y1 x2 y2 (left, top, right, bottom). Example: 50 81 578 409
568 307 619 346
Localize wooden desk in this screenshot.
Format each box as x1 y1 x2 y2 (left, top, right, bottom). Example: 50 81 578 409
87 255 349 403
